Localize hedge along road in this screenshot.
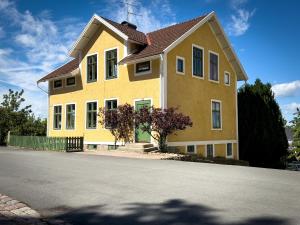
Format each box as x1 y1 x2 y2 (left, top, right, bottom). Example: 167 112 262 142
0 147 299 225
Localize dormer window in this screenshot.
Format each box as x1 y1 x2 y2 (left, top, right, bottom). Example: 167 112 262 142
135 61 151 75
53 80 62 89
66 77 76 86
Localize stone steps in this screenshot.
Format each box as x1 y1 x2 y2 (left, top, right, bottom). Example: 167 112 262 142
118 143 157 153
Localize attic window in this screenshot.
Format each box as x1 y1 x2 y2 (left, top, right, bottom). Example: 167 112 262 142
66 77 76 86
135 61 151 75
53 80 62 89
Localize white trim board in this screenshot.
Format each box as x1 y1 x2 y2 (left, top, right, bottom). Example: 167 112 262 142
167 140 237 146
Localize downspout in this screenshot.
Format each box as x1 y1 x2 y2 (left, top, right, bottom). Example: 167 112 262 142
37 81 49 137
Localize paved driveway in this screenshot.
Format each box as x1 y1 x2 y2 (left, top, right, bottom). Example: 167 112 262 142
0 147 299 225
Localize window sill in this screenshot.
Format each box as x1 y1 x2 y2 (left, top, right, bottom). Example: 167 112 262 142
192 75 204 80
209 79 219 83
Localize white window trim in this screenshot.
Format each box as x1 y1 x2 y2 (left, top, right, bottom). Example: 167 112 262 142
53 104 63 130
192 44 204 80
211 99 222 130
53 79 63 90
103 98 119 130
86 52 99 84
133 98 154 144
65 76 76 88
186 145 196 154
134 60 152 76
205 144 215 158
104 47 119 81
65 102 76 130
226 143 233 159
224 71 230 86
176 56 185 75
85 100 98 130
208 50 220 83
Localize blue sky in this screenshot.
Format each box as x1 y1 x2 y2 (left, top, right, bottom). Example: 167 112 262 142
0 0 299 122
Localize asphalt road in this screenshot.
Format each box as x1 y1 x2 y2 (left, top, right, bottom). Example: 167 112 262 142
0 147 299 225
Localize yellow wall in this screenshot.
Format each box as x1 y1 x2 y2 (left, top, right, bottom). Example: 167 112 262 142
166 23 238 158
48 26 160 143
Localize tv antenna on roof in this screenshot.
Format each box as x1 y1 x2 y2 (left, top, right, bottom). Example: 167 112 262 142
123 1 141 23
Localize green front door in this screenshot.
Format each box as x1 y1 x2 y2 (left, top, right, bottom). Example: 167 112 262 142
135 100 151 143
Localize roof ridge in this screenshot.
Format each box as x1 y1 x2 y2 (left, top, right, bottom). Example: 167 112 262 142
146 13 209 35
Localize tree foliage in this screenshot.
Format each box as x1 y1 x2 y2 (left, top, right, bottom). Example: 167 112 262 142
289 108 300 161
238 79 288 168
0 89 47 145
135 107 193 151
98 104 135 148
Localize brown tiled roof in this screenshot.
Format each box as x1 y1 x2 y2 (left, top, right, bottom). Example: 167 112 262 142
38 58 79 82
39 14 208 82
102 17 148 45
120 15 207 63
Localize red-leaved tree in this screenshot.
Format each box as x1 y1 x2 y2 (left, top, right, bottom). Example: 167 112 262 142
98 104 135 148
135 107 193 151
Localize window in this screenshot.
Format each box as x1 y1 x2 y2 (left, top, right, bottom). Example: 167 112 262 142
206 144 214 158
86 102 97 129
66 77 76 86
209 52 219 81
53 80 62 89
105 49 118 79
192 45 204 77
224 72 230 85
187 145 196 154
87 54 97 82
212 101 221 129
135 61 151 75
66 104 75 130
105 99 118 128
226 143 233 158
176 56 185 74
53 105 62 130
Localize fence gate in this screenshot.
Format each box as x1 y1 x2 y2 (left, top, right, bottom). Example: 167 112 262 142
65 137 84 152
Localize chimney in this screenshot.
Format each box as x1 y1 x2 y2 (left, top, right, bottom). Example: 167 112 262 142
121 21 137 30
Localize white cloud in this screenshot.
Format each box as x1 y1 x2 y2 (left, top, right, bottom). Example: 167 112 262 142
0 0 84 118
283 102 300 114
272 80 300 97
226 0 255 36
99 0 176 33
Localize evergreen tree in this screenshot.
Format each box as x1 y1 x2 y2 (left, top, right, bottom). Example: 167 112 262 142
289 108 300 161
238 79 288 168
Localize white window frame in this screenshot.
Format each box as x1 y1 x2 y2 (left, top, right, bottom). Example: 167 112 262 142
53 104 63 130
85 100 98 130
224 71 230 86
86 52 99 83
65 103 76 130
192 44 204 79
104 47 119 81
208 50 220 83
176 56 185 75
134 60 152 76
205 144 215 158
226 143 233 158
186 145 196 154
103 98 119 130
211 99 222 130
53 79 63 90
65 76 76 87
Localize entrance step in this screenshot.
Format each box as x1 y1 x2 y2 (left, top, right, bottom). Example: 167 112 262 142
119 143 157 152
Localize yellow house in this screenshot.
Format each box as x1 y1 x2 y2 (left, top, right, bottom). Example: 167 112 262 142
38 12 248 159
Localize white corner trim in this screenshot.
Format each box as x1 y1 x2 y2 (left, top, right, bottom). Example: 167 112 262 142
208 50 220 83
211 99 222 130
235 79 239 160
134 60 152 76
176 56 185 75
192 44 205 79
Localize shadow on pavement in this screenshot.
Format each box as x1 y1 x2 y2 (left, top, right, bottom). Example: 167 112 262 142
41 199 292 225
